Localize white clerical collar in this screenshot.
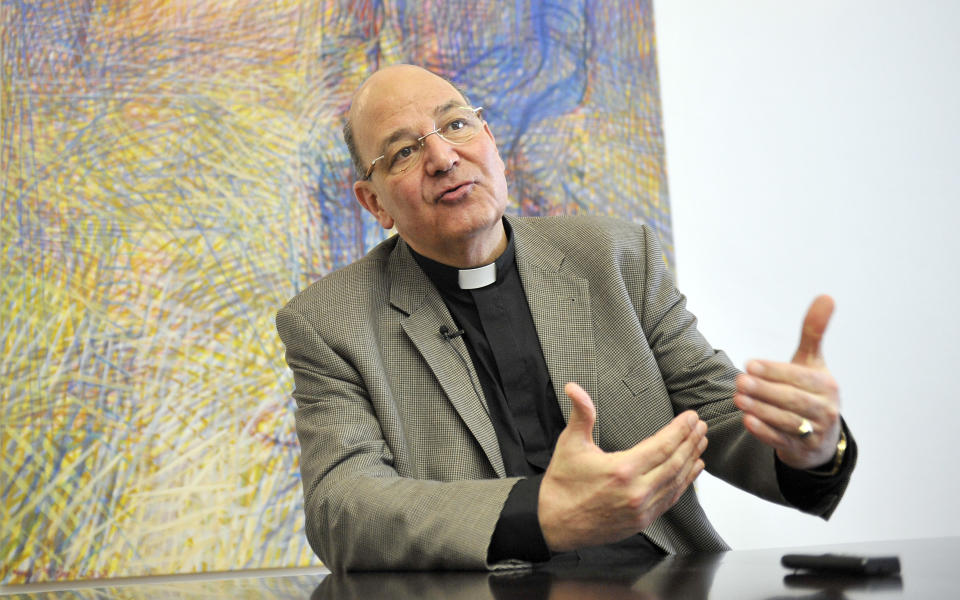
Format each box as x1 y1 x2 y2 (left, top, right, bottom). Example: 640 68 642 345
458 263 497 289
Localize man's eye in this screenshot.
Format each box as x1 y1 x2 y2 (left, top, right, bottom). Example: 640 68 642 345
390 146 417 166
447 119 466 132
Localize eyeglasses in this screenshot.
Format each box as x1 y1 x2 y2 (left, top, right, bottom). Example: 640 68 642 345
362 106 485 180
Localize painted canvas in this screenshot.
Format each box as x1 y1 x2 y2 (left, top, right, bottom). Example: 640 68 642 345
1 0 670 583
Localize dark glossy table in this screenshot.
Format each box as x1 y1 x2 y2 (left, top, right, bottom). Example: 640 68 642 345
3 537 953 599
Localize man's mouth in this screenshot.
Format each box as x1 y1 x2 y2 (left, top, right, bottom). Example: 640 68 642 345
435 181 475 203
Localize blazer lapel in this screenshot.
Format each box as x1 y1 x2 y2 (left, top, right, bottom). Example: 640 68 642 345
510 217 600 445
507 219 680 554
388 238 507 477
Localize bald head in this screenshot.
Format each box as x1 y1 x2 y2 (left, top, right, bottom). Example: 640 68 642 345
343 65 470 179
343 64 509 267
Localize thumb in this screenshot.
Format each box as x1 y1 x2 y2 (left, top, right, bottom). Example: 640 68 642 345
563 381 597 442
792 294 835 366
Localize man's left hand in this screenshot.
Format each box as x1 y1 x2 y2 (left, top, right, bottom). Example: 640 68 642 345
733 295 842 470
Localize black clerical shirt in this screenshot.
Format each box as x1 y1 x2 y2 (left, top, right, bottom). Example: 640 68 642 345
411 224 565 476
411 221 662 563
409 220 852 564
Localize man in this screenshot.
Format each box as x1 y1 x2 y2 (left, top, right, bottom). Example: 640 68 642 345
276 64 855 570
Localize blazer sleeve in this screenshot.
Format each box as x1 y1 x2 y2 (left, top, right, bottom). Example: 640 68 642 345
276 304 526 571
633 224 854 518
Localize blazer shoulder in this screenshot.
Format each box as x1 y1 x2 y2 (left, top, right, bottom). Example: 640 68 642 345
514 215 663 270
517 213 654 243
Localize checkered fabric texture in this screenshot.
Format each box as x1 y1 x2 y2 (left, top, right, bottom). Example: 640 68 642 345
276 216 852 570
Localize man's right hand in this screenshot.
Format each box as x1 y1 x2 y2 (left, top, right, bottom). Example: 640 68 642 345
538 382 708 552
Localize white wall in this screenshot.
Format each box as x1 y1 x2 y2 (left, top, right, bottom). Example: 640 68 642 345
653 0 960 549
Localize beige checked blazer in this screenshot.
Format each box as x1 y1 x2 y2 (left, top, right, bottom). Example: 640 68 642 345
276 215 852 571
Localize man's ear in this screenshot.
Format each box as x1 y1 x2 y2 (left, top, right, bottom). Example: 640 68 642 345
483 122 506 172
482 121 497 145
354 181 395 229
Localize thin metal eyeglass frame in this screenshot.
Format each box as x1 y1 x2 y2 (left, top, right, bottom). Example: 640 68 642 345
361 106 484 181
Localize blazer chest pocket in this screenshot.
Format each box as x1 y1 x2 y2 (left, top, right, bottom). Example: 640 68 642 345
623 372 649 397
614 362 674 438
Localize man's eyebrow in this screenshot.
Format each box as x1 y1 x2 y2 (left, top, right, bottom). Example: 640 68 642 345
433 99 465 116
379 128 418 155
375 99 467 155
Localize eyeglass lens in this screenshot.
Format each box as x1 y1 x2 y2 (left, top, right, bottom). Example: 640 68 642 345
383 107 483 175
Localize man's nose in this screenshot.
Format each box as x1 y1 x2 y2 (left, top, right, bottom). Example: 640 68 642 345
421 131 458 175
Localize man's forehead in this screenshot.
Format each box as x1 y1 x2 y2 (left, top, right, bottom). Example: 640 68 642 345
354 79 462 123
350 68 466 152
360 96 464 125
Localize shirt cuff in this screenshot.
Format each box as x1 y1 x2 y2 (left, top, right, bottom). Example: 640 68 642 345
776 419 858 514
487 475 551 563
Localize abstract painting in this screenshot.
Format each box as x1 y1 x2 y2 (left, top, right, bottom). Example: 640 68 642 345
1 0 670 583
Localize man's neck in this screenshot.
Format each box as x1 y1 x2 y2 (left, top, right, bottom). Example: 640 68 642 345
412 221 508 269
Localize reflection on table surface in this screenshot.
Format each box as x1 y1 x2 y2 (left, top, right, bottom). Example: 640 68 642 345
3 537 954 599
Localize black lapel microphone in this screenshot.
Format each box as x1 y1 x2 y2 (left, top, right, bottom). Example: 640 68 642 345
439 325 465 340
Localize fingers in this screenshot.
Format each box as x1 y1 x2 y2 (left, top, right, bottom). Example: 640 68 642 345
792 294 835 366
669 450 706 505
540 395 708 552
607 412 707 523
736 365 839 417
736 296 843 471
622 410 702 468
636 460 705 529
744 360 835 393
741 412 797 451
599 414 707 537
736 364 843 470
736 388 816 439
639 418 708 504
739 402 819 466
